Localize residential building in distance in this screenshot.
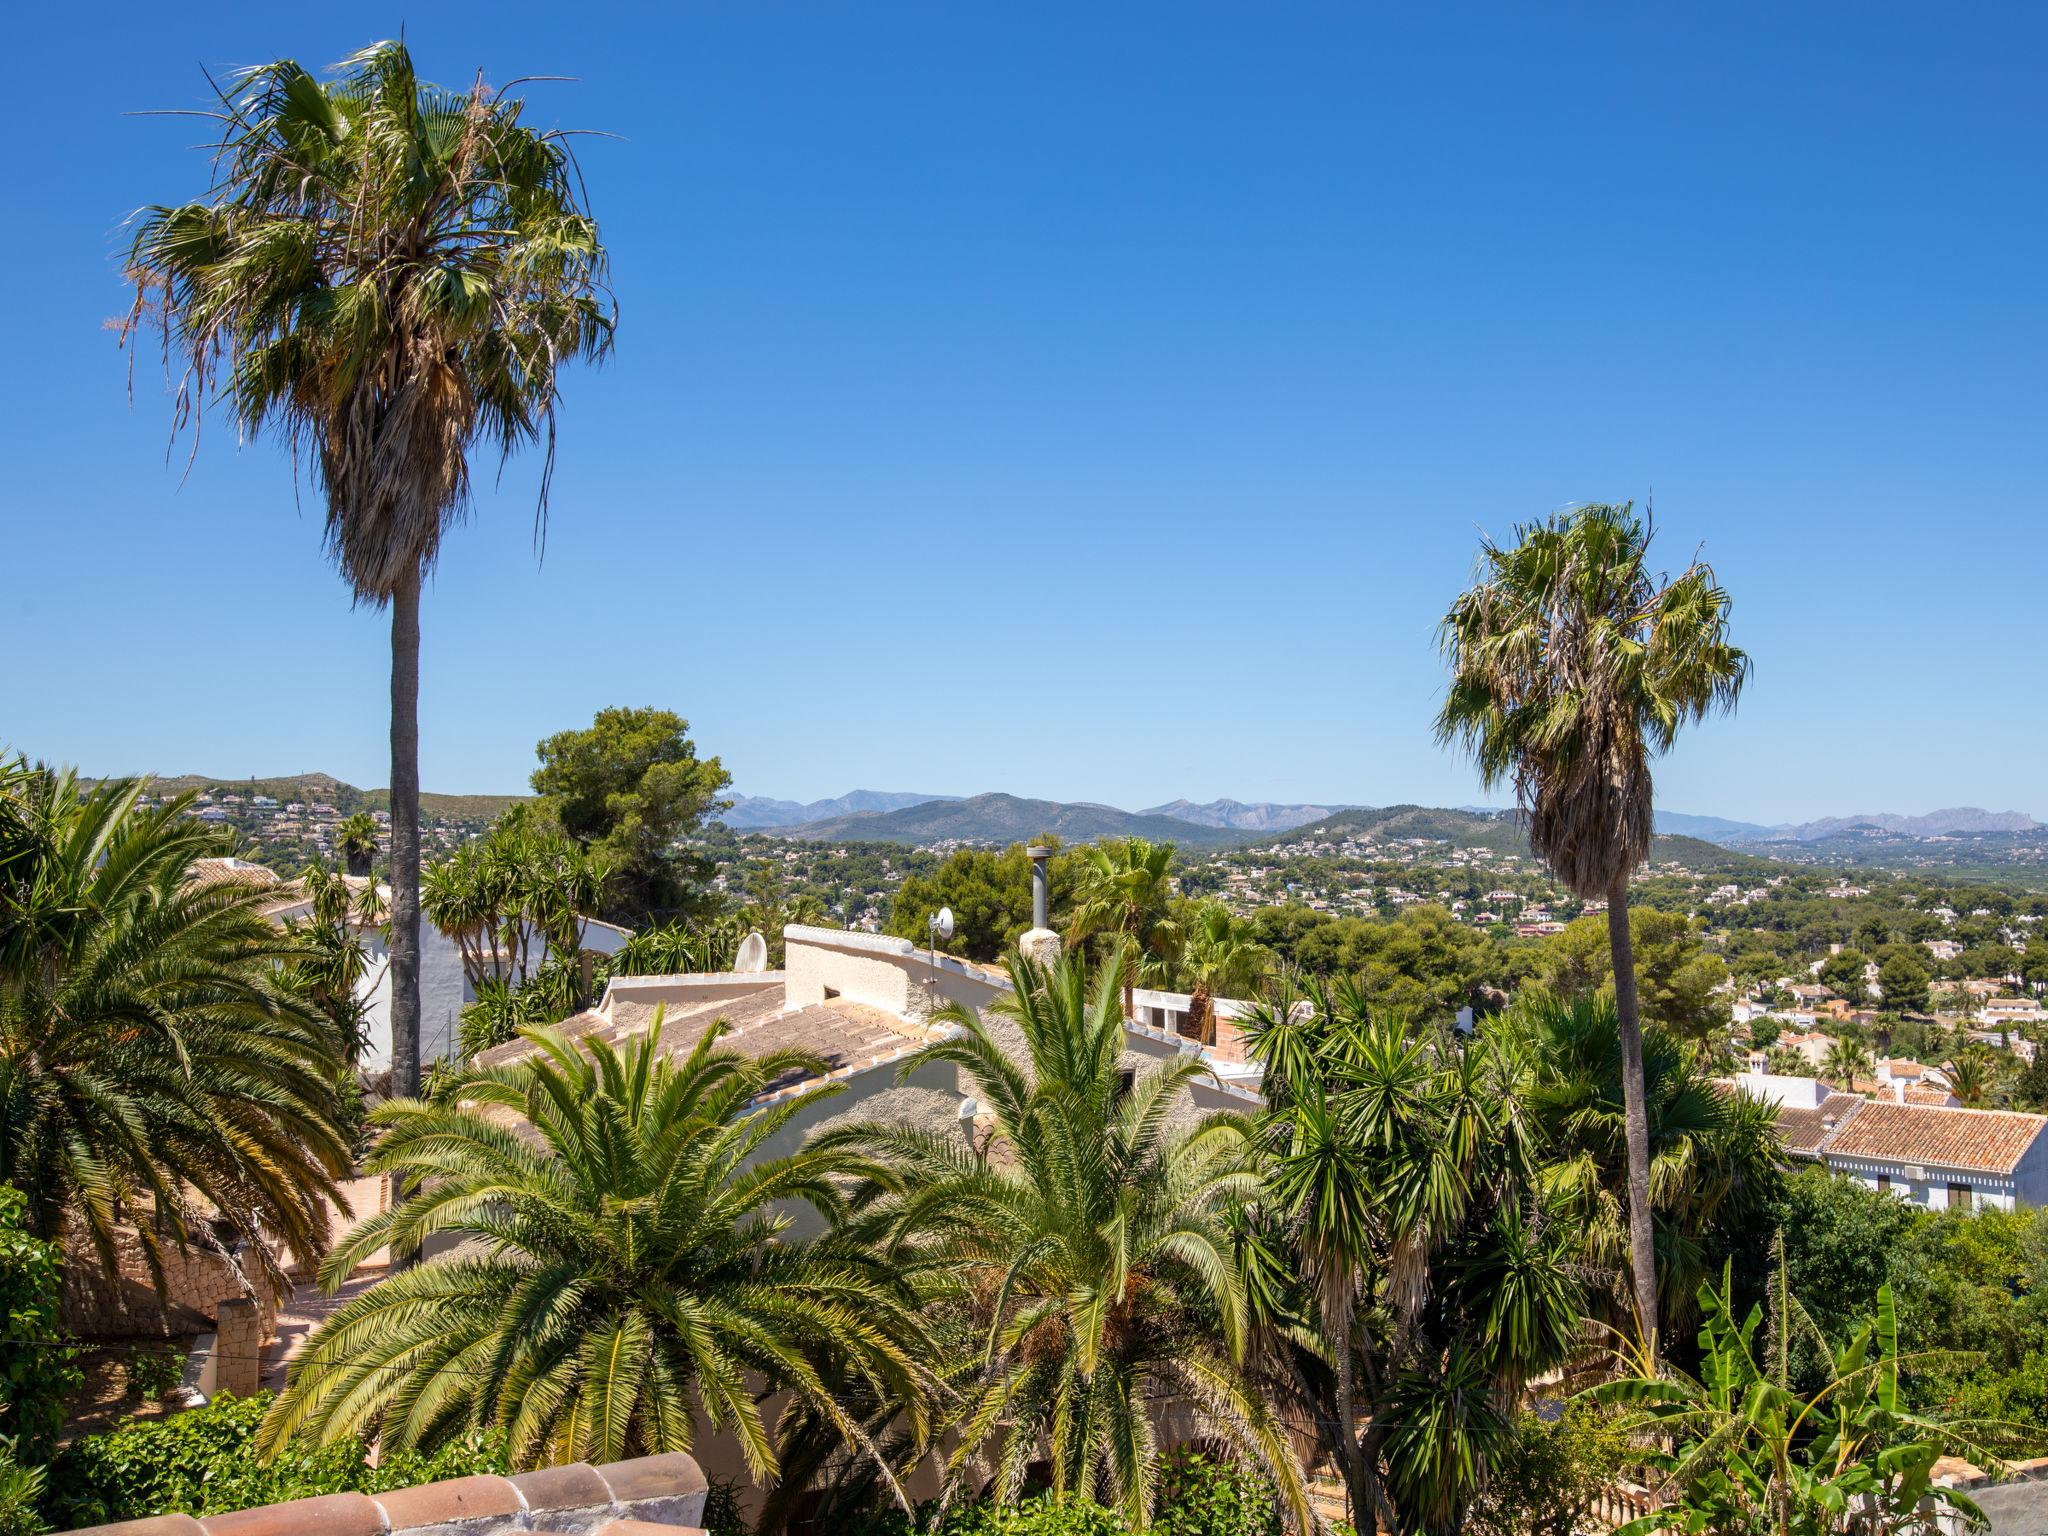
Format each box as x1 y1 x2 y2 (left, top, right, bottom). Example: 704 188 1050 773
1738 1072 2048 1211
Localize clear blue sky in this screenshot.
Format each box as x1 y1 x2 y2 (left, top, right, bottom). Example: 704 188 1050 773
4 3 2042 823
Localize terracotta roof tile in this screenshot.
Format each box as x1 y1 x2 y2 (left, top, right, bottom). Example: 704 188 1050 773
1775 1093 1865 1157
1818 1100 2048 1175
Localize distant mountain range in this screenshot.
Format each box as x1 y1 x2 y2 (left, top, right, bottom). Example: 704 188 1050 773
773 792 1251 847
1655 807 2041 845
733 788 2040 850
1138 798 1355 831
720 790 959 829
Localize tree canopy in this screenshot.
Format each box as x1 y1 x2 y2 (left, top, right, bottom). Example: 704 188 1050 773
530 707 731 922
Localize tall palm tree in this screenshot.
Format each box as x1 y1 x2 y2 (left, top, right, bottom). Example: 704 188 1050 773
125 41 614 1099
0 768 351 1291
1436 502 1749 1357
335 813 379 878
818 950 1309 1530
1066 837 1181 1019
265 1016 934 1488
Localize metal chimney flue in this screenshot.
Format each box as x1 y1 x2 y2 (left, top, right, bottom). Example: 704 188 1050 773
1026 845 1051 931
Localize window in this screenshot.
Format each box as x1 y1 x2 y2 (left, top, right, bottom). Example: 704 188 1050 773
1874 1173 1890 1192
1948 1182 1974 1212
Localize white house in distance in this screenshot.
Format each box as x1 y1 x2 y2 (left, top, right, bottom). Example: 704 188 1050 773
1737 1071 2048 1211
189 857 629 1073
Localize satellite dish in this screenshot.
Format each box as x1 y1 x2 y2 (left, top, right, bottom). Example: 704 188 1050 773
931 907 955 941
734 931 769 973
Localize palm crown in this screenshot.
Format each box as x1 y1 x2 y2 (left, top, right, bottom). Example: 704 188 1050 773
1435 502 1749 898
820 950 1307 1529
124 40 613 595
0 767 351 1289
266 1017 934 1486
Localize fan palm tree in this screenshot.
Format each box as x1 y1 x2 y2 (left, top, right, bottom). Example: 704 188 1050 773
1507 990 1782 1337
1066 838 1182 1019
1823 1039 1877 1095
0 768 352 1291
1436 502 1749 1357
264 1015 934 1488
817 950 1309 1530
335 813 379 877
125 41 614 1099
1172 901 1270 1045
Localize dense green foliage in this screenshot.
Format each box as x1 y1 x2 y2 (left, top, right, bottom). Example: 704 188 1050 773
1239 978 1586 1535
1589 1272 1990 1536
0 766 350 1290
1762 1168 2048 1445
817 951 1304 1528
42 1393 505 1531
1512 991 1782 1337
887 843 1084 961
1536 910 1730 1045
0 1188 77 1463
531 708 731 922
1463 1404 1634 1536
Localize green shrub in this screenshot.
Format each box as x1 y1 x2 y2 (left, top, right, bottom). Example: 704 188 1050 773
0 1186 79 1462
829 1470 1282 1536
123 1344 186 1405
0 1439 47 1536
1153 1452 1281 1536
41 1393 506 1531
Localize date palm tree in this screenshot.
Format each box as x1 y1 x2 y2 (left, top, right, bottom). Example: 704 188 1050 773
1938 1049 1999 1107
0 767 351 1292
818 950 1309 1529
1066 837 1181 1019
125 41 614 1099
265 1016 934 1489
1437 502 1748 1358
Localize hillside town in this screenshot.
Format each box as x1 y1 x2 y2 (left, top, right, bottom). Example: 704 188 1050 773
9 11 2048 1536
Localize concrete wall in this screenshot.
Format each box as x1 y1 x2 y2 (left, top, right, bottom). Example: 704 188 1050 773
783 925 1007 1020
339 917 631 1074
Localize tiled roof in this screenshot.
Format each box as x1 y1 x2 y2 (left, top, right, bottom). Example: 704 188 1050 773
1817 1100 2048 1176
1775 1093 1866 1157
186 857 285 893
59 1452 708 1536
477 985 925 1095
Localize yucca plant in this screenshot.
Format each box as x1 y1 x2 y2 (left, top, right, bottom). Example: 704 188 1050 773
0 766 351 1291
264 1016 936 1493
1235 976 1584 1536
819 949 1308 1530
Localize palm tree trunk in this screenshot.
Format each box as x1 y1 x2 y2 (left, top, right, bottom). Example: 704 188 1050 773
388 570 423 1102
1606 874 1659 1360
